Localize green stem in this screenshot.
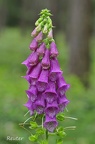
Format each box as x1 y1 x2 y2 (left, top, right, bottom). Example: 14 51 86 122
46 130 48 141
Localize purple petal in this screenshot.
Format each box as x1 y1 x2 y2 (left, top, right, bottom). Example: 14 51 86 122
50 41 58 57
58 95 70 112
22 75 31 84
49 58 62 81
44 115 58 132
44 81 57 103
29 51 39 66
48 29 53 39
29 38 38 51
31 28 38 37
57 74 70 96
42 49 50 69
22 53 33 68
35 93 45 114
24 99 34 115
35 32 43 42
26 85 37 102
45 101 59 118
29 62 42 85
37 69 49 92
37 43 46 57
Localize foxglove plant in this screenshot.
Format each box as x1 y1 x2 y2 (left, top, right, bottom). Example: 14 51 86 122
21 9 76 144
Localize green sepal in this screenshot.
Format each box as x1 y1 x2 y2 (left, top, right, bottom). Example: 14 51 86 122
35 17 43 26
29 134 38 142
56 113 65 121
29 121 38 129
36 127 45 136
56 127 66 138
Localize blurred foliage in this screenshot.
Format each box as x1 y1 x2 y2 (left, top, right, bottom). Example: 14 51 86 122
0 28 95 144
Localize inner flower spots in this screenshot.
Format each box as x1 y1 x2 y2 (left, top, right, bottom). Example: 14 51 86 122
37 82 47 92
45 92 57 103
36 105 44 114
46 107 58 118
49 72 57 81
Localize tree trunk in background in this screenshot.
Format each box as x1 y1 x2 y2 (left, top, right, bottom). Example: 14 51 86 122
0 0 7 31
68 0 92 87
20 0 33 32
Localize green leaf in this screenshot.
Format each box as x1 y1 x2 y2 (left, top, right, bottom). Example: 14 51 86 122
29 134 38 142
56 138 63 144
56 113 65 121
29 121 38 129
38 140 48 144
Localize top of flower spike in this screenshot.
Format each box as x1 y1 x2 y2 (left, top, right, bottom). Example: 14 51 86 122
39 9 52 16
35 9 53 30
34 9 54 48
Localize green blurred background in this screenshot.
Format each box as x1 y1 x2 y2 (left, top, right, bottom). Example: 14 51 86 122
0 0 95 144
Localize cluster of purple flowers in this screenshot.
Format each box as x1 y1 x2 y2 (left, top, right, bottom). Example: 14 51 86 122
22 19 70 133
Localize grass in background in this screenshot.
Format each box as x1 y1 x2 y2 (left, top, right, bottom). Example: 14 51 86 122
0 28 95 144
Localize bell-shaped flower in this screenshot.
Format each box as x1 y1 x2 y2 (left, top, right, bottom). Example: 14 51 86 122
26 66 34 75
37 69 49 92
24 99 34 115
49 58 62 81
35 93 45 114
57 74 70 97
48 29 53 39
58 94 70 112
22 53 33 68
42 49 50 69
29 38 38 51
50 41 58 58
37 43 46 57
44 115 58 132
35 32 43 42
45 101 59 118
26 85 37 102
31 27 38 37
44 81 57 103
22 75 31 84
29 51 39 66
29 63 42 85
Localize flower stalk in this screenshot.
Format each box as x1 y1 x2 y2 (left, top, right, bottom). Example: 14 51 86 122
21 8 76 144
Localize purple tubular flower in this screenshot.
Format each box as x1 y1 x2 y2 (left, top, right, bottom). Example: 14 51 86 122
58 94 70 112
42 49 50 69
50 41 58 58
49 58 62 81
24 99 34 115
45 101 59 118
29 62 42 85
29 51 39 66
35 93 45 114
29 38 38 51
44 81 57 103
31 28 38 37
48 29 53 39
37 69 49 92
44 115 58 132
22 75 31 84
22 53 33 68
35 32 43 42
26 85 37 102
57 74 70 96
26 66 33 75
37 43 46 57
